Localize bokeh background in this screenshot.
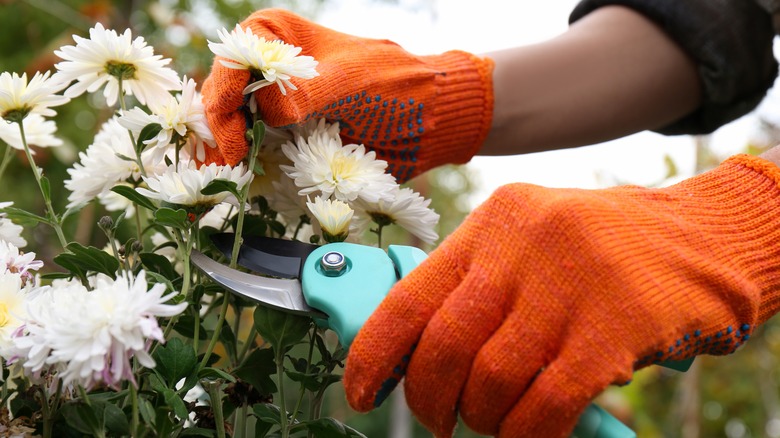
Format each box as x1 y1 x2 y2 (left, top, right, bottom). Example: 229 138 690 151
3 0 780 437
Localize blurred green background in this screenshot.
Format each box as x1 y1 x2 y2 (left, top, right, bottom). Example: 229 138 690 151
2 0 780 437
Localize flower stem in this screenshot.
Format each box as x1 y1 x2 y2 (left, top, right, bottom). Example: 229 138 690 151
129 383 139 436
206 380 226 438
290 331 315 428
0 141 15 183
200 127 260 369
376 224 384 249
276 347 290 438
237 326 257 365
17 121 68 249
117 77 146 178
235 402 248 438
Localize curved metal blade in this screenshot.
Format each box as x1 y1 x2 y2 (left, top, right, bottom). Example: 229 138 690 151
210 233 318 279
190 249 326 318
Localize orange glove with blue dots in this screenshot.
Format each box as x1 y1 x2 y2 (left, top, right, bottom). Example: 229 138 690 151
344 154 780 437
201 8 494 182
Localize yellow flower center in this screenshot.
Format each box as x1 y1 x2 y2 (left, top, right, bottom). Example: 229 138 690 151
105 61 137 81
0 302 10 328
329 155 358 184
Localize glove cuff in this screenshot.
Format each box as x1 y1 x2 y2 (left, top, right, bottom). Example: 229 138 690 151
391 51 493 181
693 154 780 324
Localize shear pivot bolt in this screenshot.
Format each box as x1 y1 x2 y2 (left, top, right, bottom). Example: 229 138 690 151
321 251 346 276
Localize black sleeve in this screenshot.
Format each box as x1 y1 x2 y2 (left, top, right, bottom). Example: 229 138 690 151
570 0 778 135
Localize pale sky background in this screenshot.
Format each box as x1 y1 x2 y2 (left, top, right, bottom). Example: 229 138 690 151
315 0 778 207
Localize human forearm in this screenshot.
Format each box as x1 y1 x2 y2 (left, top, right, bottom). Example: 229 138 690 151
480 6 701 156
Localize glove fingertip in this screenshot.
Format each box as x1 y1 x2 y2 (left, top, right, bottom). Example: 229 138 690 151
206 111 250 165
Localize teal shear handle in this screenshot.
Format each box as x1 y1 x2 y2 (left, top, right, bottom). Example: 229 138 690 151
301 242 635 438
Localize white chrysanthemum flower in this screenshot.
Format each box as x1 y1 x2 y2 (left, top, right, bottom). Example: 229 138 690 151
281 120 397 203
353 187 439 244
65 117 163 209
13 271 186 389
137 161 253 209
208 24 319 95
0 273 31 359
0 113 62 150
0 71 68 122
0 241 42 279
0 202 26 248
53 23 181 107
307 196 353 242
119 76 216 161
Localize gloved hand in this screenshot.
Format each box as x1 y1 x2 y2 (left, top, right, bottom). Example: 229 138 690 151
201 8 494 182
343 154 780 437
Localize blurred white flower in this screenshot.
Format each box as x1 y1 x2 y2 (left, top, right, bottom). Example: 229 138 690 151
65 117 162 209
0 218 25 248
119 76 215 161
208 24 319 95
98 184 136 217
268 174 309 225
281 119 396 203
353 187 439 244
0 114 62 151
12 271 186 389
0 202 26 248
137 161 252 209
0 71 68 122
199 203 236 231
307 196 353 242
0 272 31 359
53 23 180 107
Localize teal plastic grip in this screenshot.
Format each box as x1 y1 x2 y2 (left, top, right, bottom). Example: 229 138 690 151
572 404 636 438
301 243 397 348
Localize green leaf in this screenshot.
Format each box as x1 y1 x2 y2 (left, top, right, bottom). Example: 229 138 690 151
111 185 157 211
252 402 281 425
101 401 131 435
154 207 189 229
146 271 175 294
139 397 156 428
0 206 52 226
252 120 266 150
198 367 236 382
60 399 128 436
233 348 277 395
153 337 198 388
201 179 240 199
173 315 209 340
253 306 311 351
40 175 51 202
295 417 367 438
140 252 177 280
162 387 189 420
137 122 163 153
54 242 120 278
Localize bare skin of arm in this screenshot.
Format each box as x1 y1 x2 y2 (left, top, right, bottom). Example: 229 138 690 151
479 6 780 167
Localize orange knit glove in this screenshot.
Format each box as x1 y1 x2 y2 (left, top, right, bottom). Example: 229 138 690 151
201 8 494 182
343 154 780 437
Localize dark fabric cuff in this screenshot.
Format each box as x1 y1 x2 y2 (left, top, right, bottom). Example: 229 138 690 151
570 0 778 135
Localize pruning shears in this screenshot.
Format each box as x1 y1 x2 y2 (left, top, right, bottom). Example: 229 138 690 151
191 232 678 438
